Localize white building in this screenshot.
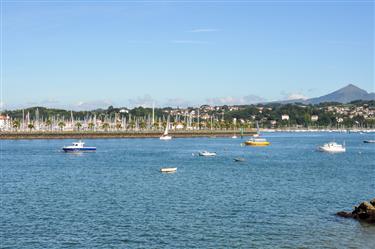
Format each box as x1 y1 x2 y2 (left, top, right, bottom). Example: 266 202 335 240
0 115 10 130
281 114 290 121
311 115 319 122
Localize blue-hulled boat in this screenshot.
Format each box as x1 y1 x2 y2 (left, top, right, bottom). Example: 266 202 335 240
62 141 96 152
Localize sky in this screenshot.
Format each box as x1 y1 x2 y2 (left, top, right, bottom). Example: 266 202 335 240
1 0 374 110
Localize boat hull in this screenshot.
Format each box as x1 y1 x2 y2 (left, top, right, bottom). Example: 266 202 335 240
199 153 216 157
160 135 172 140
63 147 96 152
160 167 177 173
318 147 345 153
244 141 270 146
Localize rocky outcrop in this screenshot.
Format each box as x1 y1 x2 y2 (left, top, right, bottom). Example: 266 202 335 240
337 199 375 223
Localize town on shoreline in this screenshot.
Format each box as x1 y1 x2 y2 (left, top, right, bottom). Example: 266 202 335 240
1 100 374 135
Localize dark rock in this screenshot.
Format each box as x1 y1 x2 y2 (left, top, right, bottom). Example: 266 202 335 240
357 201 374 212
337 199 375 224
367 210 375 223
336 211 353 218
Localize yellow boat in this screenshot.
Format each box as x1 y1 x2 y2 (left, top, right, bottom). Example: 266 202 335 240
244 137 270 146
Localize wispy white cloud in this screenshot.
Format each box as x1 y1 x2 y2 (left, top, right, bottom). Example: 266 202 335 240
286 93 308 100
170 40 209 44
206 95 265 106
74 100 114 110
327 40 364 45
187 28 220 33
128 95 157 108
163 98 192 108
4 99 114 111
279 90 309 101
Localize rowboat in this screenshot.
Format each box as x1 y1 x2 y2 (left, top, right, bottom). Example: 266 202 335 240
160 167 177 173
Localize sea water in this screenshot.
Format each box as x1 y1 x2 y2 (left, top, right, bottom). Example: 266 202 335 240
1 133 374 248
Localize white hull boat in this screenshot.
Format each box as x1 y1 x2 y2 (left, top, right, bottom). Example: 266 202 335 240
62 141 96 152
318 142 346 153
160 167 177 173
160 116 172 140
199 151 217 157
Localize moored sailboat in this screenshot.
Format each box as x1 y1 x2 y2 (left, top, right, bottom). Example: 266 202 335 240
160 116 172 140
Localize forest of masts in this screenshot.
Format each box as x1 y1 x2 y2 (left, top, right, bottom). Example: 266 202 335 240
6 108 240 132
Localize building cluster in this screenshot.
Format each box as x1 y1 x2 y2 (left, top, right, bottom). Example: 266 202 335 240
1 102 375 132
325 104 375 119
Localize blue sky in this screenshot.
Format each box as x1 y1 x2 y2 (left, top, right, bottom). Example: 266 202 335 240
1 0 374 110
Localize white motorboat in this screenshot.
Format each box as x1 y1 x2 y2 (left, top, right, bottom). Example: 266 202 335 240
199 151 217 157
318 142 346 153
232 135 238 139
160 116 172 140
160 167 177 173
62 140 96 152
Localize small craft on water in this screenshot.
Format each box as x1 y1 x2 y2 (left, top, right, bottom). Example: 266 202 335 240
160 167 177 173
244 137 270 146
199 151 217 157
232 135 238 139
62 141 96 152
234 157 245 162
160 116 172 140
245 121 270 146
363 140 375 143
318 142 346 153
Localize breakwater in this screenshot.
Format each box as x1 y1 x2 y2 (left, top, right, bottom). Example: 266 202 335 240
0 130 256 140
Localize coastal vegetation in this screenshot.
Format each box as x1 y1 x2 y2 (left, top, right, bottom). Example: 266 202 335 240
1 100 375 132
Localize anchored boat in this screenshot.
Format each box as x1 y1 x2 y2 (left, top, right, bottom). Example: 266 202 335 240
244 137 270 146
160 167 177 173
234 157 245 162
160 116 172 140
245 121 270 146
199 151 217 157
62 141 96 152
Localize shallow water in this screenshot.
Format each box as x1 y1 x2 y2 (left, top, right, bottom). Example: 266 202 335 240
1 132 375 248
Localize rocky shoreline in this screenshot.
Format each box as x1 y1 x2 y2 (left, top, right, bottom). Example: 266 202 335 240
337 198 375 224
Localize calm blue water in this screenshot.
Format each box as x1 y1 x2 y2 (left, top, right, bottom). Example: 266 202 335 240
1 133 375 248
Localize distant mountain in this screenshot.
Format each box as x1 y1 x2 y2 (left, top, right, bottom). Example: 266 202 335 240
275 84 375 105
306 84 375 104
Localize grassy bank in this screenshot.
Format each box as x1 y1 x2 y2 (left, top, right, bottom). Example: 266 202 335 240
0 130 256 140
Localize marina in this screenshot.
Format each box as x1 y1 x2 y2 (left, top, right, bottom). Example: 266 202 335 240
1 1 374 248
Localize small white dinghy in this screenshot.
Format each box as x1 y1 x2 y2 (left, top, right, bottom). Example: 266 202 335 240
199 151 217 157
318 142 346 153
160 167 177 173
